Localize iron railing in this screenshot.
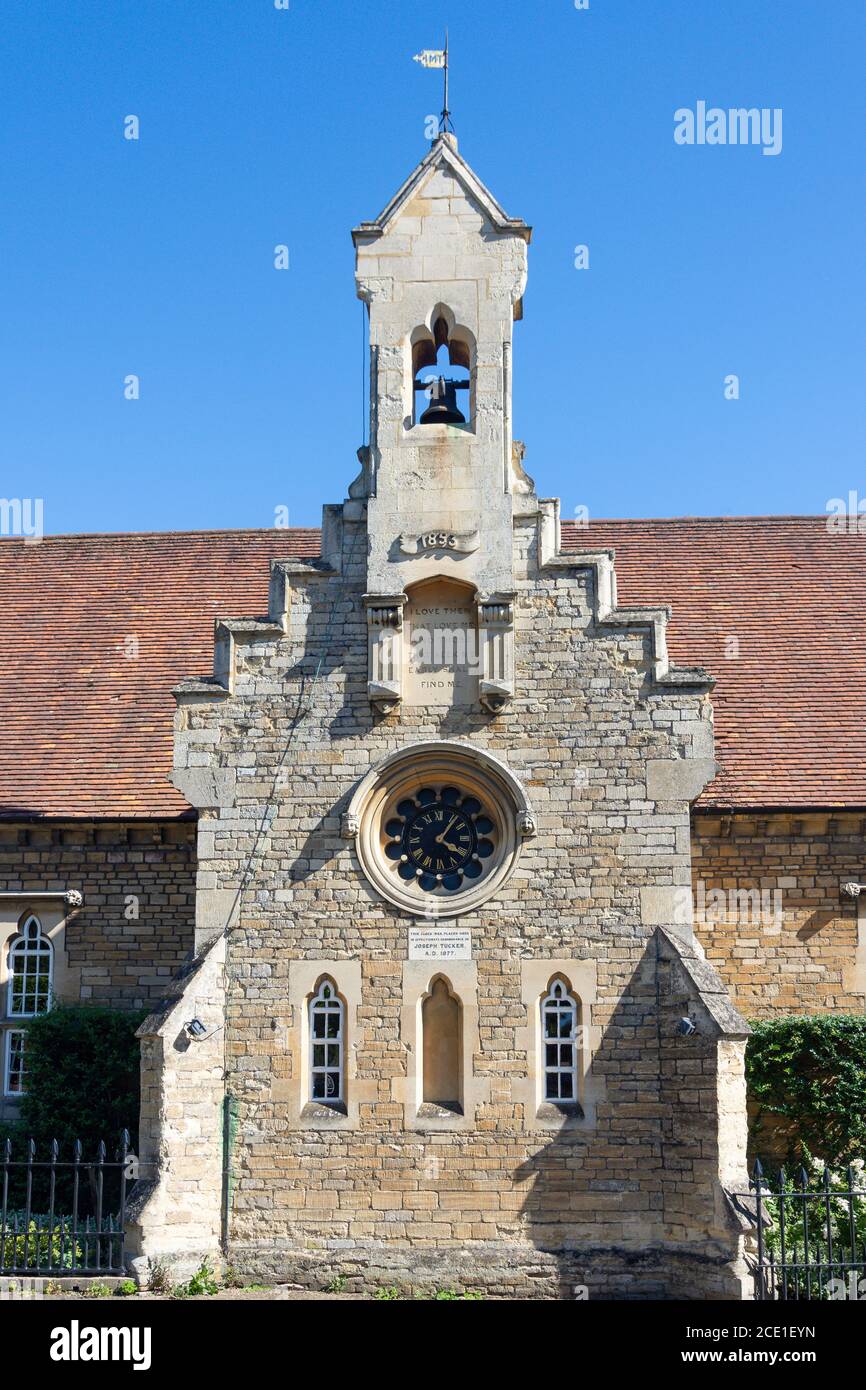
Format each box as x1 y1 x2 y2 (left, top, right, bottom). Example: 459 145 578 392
743 1159 866 1300
0 1132 136 1276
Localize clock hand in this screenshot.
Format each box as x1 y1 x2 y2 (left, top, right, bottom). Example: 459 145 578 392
434 815 458 844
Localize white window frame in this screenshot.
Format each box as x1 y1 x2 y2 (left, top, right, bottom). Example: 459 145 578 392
541 978 579 1105
6 913 53 1019
4 1029 26 1097
308 979 344 1104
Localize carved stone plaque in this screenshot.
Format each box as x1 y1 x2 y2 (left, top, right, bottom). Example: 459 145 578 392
405 579 478 707
399 529 480 555
408 927 473 961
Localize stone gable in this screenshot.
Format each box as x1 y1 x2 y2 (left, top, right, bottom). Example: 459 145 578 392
128 134 752 1299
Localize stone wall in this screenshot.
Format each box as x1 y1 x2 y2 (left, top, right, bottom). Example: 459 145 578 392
156 505 751 1299
0 820 196 1009
692 812 866 1017
126 936 226 1284
127 136 756 1299
656 929 752 1299
4 812 862 1025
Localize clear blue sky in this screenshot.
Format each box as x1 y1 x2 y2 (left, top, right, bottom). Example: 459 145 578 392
1 0 864 534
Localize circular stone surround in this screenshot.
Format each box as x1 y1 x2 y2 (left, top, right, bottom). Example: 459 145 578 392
345 742 535 919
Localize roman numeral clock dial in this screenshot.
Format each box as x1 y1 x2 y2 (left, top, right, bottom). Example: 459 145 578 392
383 786 496 893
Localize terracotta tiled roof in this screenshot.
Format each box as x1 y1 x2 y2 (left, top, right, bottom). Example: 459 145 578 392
563 518 866 810
0 518 863 818
0 530 318 819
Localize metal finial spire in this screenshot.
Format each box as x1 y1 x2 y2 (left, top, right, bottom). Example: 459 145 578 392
440 31 454 135
412 34 454 136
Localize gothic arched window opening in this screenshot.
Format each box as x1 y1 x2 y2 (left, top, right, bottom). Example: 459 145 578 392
412 314 471 425
541 977 579 1105
7 913 53 1018
309 978 345 1105
421 975 462 1113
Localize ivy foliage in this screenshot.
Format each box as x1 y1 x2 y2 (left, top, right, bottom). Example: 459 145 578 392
746 1015 866 1167
16 1004 146 1158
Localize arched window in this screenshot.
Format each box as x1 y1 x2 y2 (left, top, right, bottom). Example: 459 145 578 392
411 312 472 425
309 979 344 1104
421 976 462 1112
7 914 53 1018
541 978 579 1104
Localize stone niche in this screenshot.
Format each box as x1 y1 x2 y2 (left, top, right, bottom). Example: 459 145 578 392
404 577 478 708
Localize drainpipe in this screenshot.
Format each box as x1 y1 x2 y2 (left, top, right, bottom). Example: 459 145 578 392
220 1092 239 1255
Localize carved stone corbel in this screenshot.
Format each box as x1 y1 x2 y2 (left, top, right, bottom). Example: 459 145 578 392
477 594 515 714
364 593 407 714
517 810 537 838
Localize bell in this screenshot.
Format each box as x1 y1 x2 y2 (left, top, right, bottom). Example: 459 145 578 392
419 376 466 425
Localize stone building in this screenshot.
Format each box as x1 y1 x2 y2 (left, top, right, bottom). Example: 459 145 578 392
1 134 864 1298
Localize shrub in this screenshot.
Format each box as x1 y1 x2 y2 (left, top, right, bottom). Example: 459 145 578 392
0 1119 21 1150
1 1216 84 1270
746 1015 866 1166
17 1005 146 1156
758 1157 866 1298
0 1121 26 1207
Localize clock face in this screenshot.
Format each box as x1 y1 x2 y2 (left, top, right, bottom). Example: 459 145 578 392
383 785 496 893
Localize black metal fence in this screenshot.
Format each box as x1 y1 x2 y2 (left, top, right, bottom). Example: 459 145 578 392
744 1159 866 1300
0 1133 135 1276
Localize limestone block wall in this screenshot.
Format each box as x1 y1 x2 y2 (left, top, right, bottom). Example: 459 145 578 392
0 820 195 1007
655 929 752 1300
126 936 226 1284
355 138 528 598
157 507 750 1298
692 812 866 1016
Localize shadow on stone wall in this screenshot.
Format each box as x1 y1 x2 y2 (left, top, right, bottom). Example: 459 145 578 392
512 946 666 1299
512 931 752 1301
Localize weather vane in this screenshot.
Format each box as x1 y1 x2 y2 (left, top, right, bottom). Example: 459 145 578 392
412 31 454 135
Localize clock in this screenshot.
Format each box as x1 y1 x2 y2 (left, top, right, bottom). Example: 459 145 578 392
348 744 536 918
383 785 496 893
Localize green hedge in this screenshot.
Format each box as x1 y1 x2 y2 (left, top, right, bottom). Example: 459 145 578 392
15 1004 146 1157
746 1014 866 1167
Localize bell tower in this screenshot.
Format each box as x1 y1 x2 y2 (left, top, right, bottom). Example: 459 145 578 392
349 133 533 712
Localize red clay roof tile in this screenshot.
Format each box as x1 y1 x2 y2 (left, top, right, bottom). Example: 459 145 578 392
0 518 861 817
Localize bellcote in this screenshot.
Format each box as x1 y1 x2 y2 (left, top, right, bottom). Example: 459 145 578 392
350 134 533 600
